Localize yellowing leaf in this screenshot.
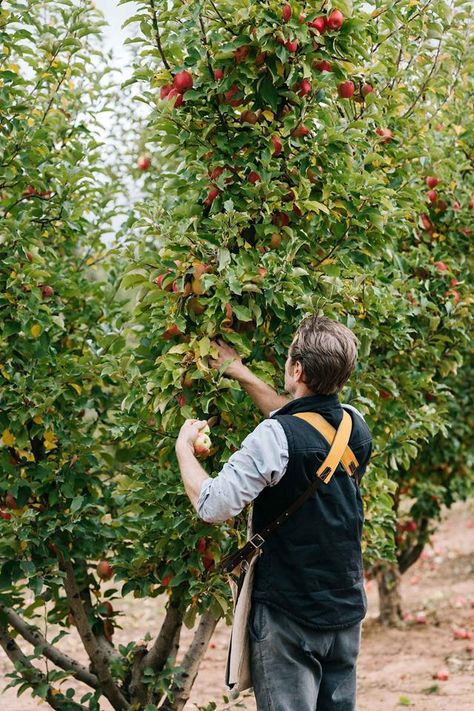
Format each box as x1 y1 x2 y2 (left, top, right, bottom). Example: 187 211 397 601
33 414 43 424
31 324 41 338
16 449 35 462
261 110 274 121
276 61 285 77
69 383 82 395
2 429 15 447
44 430 58 451
0 364 10 380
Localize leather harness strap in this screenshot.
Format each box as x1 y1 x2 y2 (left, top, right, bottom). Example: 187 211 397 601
292 411 359 477
220 410 357 574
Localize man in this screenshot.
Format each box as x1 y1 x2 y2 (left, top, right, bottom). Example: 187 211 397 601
175 315 372 711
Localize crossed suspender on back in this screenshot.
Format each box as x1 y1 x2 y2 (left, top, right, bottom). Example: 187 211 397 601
220 410 359 574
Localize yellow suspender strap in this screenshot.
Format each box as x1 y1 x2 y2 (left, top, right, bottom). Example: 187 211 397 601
292 411 359 480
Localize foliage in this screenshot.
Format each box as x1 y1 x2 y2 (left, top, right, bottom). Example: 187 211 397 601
0 0 472 709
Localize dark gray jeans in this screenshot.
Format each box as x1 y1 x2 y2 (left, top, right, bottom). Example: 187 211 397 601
249 602 361 711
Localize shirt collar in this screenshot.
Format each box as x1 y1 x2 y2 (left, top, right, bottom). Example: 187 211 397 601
269 393 341 418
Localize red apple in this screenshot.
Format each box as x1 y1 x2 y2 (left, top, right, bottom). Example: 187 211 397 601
177 394 186 407
5 494 18 509
160 84 173 99
292 124 310 138
436 199 447 211
337 81 355 98
379 389 391 400
361 83 374 96
405 520 417 533
240 110 259 124
447 289 460 303
213 68 224 81
308 17 326 34
298 13 306 23
173 70 193 93
202 554 214 571
434 261 448 271
452 200 461 211
270 233 282 248
450 277 459 286
167 88 184 107
313 59 332 72
286 39 299 52
420 213 432 231
468 196 474 209
196 537 207 554
209 166 224 181
234 45 249 64
282 4 292 22
0 511 11 520
247 171 261 184
272 211 289 227
255 51 267 66
161 575 173 587
223 84 243 106
453 628 472 640
96 560 114 581
162 324 182 340
298 79 311 97
154 273 173 291
101 601 114 617
271 135 283 156
432 669 449 681
204 186 220 207
137 155 151 171
40 285 54 299
426 176 439 189
415 611 427 624
427 189 437 203
375 127 392 143
326 9 344 30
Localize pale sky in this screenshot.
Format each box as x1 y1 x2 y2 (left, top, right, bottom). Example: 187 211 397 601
94 0 139 61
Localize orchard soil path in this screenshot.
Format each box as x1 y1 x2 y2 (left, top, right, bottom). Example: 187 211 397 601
1 501 473 711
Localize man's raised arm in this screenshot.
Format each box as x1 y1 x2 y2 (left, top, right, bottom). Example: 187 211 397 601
209 339 289 418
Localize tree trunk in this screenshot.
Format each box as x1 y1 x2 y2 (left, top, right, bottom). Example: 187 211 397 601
375 561 403 626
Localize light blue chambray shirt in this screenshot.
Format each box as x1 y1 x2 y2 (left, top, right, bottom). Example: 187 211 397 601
196 403 364 524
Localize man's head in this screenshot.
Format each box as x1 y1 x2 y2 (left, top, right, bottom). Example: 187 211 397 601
284 315 359 397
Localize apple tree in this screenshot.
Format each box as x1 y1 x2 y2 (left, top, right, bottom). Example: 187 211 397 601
0 1 131 709
116 0 473 695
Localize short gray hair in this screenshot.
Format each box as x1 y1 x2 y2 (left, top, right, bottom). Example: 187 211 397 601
289 315 358 395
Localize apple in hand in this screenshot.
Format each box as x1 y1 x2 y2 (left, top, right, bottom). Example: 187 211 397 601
193 423 212 457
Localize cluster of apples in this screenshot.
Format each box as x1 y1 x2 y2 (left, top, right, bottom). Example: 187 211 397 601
160 69 193 108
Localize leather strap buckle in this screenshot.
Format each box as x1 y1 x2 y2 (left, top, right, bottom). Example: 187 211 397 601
249 533 265 549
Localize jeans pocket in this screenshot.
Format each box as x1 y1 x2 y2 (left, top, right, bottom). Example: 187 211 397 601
248 602 269 642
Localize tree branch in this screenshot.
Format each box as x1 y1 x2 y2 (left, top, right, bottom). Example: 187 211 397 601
149 0 170 70
160 610 220 711
0 604 100 689
402 38 442 119
0 624 87 711
61 559 128 710
144 599 183 672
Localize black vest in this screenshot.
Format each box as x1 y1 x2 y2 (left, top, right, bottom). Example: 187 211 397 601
251 394 372 630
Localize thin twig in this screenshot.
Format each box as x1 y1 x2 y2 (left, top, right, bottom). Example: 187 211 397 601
149 0 170 70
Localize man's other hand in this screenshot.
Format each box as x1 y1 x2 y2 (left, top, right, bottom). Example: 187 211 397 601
209 339 245 379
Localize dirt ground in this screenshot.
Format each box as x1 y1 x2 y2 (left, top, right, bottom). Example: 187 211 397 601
1 500 473 711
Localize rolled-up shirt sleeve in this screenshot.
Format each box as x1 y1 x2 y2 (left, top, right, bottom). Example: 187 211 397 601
196 419 289 523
